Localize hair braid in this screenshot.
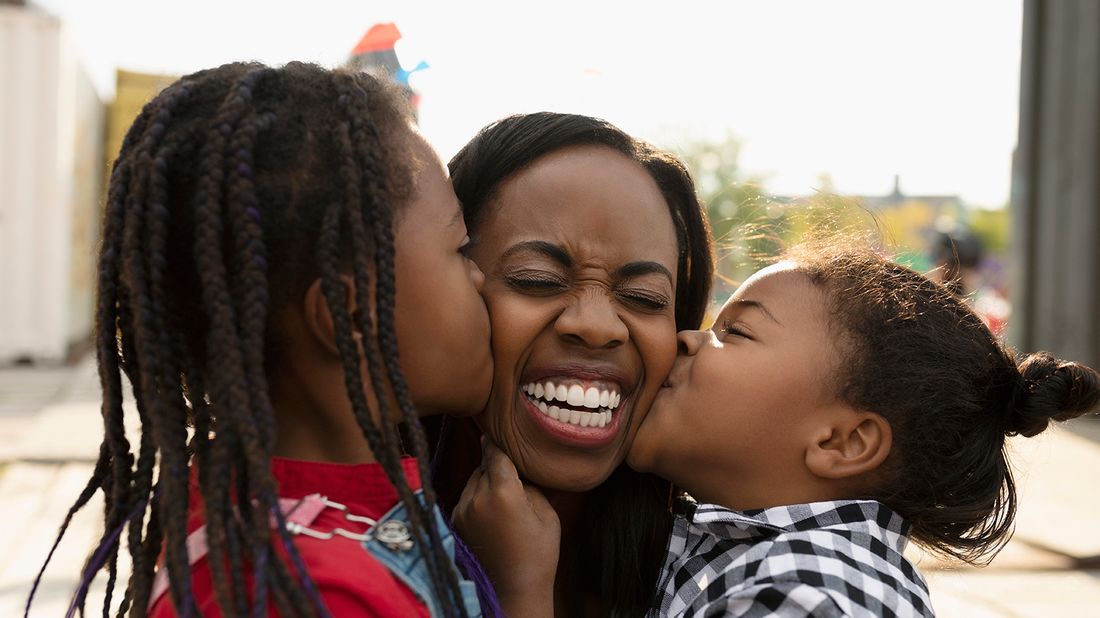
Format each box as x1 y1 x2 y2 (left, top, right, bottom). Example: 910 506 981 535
27 109 136 614
140 131 203 617
126 131 201 614
188 71 268 615
220 108 280 618
334 75 469 616
226 108 327 617
189 69 321 617
373 213 467 614
122 117 198 616
24 443 110 615
65 83 204 617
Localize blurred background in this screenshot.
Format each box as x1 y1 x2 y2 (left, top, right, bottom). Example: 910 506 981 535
1 0 1097 616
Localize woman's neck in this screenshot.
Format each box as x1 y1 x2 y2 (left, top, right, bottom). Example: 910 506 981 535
542 488 595 618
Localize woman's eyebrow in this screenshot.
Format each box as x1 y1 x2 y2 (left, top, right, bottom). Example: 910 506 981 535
616 261 674 285
732 299 781 325
499 240 572 267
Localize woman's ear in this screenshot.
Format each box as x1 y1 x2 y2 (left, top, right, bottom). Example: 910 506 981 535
805 408 892 480
303 276 361 356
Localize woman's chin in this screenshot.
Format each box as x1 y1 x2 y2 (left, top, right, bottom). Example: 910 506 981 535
515 461 616 493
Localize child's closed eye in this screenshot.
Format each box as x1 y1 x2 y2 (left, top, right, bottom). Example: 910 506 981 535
459 234 479 256
720 320 753 340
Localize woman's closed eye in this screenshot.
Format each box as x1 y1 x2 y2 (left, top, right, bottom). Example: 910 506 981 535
504 270 569 294
616 288 670 312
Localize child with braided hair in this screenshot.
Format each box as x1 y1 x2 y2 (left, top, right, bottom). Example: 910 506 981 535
27 62 498 618
625 242 1100 616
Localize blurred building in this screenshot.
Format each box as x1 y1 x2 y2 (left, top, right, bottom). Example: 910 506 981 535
862 175 965 214
105 69 176 167
1012 0 1100 368
0 5 104 363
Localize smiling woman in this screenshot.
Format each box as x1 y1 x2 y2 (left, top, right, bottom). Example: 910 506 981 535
436 112 714 617
468 144 682 491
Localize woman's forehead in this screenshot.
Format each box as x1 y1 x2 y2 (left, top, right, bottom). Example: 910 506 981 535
481 147 679 269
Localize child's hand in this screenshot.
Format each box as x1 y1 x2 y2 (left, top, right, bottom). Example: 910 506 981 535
453 438 558 617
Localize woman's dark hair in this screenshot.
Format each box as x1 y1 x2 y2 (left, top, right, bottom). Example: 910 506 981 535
786 242 1100 564
442 112 715 616
27 62 481 618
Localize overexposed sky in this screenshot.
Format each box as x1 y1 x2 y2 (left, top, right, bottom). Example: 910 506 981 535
33 0 1022 206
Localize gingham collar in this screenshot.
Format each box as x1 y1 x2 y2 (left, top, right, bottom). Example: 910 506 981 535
683 499 912 554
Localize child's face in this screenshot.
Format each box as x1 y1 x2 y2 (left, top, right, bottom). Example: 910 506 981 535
627 262 842 506
393 133 494 417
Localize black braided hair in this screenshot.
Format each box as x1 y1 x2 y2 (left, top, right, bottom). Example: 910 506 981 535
27 61 471 618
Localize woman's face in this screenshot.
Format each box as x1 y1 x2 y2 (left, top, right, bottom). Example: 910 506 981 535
466 144 680 490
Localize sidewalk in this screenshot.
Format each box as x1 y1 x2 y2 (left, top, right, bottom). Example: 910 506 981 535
1 356 1099 616
0 356 125 616
909 422 1100 617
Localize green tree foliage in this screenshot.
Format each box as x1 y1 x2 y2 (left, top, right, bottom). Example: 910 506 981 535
670 133 1009 316
669 133 772 291
968 207 1010 254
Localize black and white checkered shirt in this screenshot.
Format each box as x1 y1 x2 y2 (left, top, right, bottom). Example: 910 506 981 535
652 499 934 617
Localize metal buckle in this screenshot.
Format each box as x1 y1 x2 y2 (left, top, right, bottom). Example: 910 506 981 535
284 495 413 551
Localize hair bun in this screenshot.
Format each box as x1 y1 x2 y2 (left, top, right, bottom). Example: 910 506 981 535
1008 352 1100 437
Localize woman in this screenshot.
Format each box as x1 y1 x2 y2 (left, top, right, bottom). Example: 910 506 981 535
436 112 714 617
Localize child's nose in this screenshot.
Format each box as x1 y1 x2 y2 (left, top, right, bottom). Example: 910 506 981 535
468 259 486 292
676 330 708 356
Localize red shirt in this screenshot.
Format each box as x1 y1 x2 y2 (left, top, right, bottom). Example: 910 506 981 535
148 457 431 618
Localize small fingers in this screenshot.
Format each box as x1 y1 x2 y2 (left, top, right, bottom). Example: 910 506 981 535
454 465 486 522
481 439 524 492
522 484 560 527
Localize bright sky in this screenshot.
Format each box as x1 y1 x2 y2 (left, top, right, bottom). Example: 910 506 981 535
34 0 1022 207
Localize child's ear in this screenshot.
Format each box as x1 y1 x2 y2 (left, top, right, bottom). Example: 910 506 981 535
303 276 361 356
804 408 892 480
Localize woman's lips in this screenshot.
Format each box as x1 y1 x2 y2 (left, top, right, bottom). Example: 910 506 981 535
520 390 625 448
518 364 633 448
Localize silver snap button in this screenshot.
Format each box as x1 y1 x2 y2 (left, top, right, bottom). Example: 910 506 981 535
375 520 414 552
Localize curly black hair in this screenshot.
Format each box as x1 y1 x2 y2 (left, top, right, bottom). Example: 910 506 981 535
787 242 1100 564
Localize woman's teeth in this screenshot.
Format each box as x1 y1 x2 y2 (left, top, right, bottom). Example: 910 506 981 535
521 381 621 429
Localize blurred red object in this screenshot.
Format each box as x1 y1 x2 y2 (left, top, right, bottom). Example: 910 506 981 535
353 23 402 55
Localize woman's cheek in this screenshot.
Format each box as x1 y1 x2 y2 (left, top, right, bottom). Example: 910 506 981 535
629 317 679 428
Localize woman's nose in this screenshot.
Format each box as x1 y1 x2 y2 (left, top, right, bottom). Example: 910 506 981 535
676 329 708 356
554 291 628 349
